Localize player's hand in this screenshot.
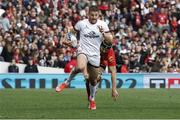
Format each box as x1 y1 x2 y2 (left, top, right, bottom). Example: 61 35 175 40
62 40 73 47
98 25 104 34
112 89 119 101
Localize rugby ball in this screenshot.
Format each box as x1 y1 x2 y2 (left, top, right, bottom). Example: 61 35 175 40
67 33 77 48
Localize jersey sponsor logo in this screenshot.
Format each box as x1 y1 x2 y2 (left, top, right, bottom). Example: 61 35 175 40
168 78 180 88
84 31 100 38
150 79 165 88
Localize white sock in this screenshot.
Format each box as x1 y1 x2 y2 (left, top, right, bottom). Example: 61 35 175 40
95 82 100 93
65 68 78 85
89 83 99 101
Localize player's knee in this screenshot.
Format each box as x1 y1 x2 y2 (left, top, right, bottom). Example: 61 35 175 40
84 74 89 80
89 75 99 86
74 67 81 74
97 71 102 82
76 66 84 72
89 80 97 86
96 74 101 83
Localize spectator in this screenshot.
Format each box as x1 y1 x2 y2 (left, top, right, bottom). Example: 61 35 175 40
13 48 22 63
1 38 13 62
24 58 39 73
0 12 11 31
156 7 169 33
0 38 4 60
170 16 178 32
57 53 67 68
120 55 129 73
8 59 19 73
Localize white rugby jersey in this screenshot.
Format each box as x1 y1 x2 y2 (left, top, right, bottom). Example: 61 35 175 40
75 19 109 58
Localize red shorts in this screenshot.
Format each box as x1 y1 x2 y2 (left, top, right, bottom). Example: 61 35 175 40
100 48 116 68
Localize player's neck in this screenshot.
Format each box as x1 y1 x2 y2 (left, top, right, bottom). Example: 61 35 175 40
88 19 98 25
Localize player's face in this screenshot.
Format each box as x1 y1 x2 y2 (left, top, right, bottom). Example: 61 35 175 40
89 11 99 24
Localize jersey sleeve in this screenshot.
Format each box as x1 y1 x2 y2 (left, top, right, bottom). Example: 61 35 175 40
102 21 109 32
74 21 81 31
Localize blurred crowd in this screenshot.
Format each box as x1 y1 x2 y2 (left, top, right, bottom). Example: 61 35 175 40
0 0 180 73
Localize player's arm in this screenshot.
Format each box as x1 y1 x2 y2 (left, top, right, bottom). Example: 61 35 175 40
102 32 113 45
64 21 81 48
98 22 113 44
62 27 78 48
99 26 113 44
62 40 73 47
109 66 117 91
61 34 73 47
98 24 113 51
108 66 119 100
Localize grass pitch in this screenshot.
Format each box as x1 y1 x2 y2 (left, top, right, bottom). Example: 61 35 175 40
0 89 180 119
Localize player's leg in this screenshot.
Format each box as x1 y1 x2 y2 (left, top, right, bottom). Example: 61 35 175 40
86 66 103 109
76 54 89 80
56 54 88 92
87 64 100 110
65 54 88 84
85 79 91 109
86 66 104 101
85 80 90 102
55 66 80 92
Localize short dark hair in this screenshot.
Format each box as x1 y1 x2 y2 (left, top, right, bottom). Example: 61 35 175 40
89 6 99 12
2 12 7 18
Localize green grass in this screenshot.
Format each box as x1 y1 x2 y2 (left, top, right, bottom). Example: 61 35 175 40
0 89 180 119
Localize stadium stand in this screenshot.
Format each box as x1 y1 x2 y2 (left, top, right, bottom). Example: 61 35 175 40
0 0 180 73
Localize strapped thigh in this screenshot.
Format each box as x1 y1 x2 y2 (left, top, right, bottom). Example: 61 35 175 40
87 63 100 86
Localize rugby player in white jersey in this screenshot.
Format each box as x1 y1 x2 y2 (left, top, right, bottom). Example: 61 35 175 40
56 6 115 110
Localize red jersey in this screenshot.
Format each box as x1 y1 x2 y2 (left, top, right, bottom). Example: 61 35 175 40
171 20 178 32
100 48 116 67
157 13 168 25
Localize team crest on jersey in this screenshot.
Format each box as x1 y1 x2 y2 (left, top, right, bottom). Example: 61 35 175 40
84 31 100 38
